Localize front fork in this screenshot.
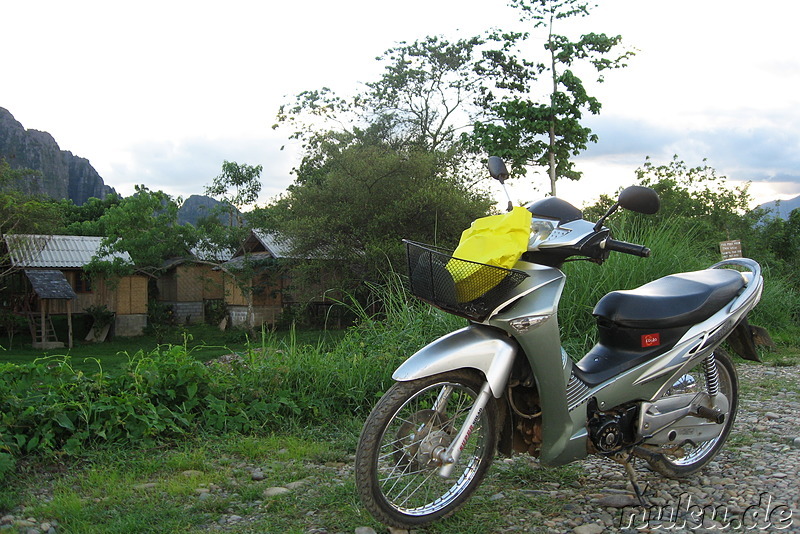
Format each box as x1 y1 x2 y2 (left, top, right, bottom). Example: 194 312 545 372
436 381 493 478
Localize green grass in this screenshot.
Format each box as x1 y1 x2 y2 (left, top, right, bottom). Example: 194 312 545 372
0 255 797 532
4 429 586 534
6 431 366 534
0 323 346 374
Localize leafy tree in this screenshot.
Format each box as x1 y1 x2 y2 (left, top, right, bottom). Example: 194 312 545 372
364 36 486 153
0 158 64 283
204 161 263 227
276 36 496 189
470 0 634 196
633 156 755 242
0 158 63 236
584 156 759 260
265 124 493 288
747 208 800 292
59 194 123 236
272 36 503 289
85 186 194 280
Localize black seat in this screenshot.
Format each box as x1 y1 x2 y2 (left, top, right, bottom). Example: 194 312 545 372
593 269 745 328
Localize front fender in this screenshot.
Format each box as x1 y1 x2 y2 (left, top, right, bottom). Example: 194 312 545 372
392 325 518 397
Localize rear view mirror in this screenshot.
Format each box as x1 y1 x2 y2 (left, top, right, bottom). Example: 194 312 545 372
488 156 509 183
618 186 660 215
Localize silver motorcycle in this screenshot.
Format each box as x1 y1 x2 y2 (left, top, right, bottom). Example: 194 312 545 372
354 156 764 529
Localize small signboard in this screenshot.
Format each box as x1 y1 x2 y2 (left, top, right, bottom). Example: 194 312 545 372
720 239 742 259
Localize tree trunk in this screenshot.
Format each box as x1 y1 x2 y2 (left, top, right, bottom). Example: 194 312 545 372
547 12 558 197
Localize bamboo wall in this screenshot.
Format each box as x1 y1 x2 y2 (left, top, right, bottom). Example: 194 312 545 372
157 264 225 303
32 270 147 316
224 273 283 308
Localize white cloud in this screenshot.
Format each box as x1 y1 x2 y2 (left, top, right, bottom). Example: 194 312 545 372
1 0 798 211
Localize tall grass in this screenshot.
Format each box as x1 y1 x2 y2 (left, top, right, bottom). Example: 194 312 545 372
557 213 799 355
0 274 464 479
1 238 795 480
558 214 715 356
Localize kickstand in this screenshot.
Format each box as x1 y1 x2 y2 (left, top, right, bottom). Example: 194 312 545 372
622 451 649 507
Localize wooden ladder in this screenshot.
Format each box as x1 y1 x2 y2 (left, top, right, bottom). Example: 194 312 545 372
27 311 59 345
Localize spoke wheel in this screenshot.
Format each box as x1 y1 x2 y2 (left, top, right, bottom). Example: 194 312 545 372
646 349 738 478
355 370 497 529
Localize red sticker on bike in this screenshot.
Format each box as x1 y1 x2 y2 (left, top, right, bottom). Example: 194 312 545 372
641 333 660 347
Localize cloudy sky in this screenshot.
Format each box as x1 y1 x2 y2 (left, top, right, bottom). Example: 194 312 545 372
2 0 798 209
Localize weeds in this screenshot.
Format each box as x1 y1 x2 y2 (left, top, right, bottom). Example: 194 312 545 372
0 278 457 481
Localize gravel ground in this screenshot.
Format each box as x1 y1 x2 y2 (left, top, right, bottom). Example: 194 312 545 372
2 363 798 534
497 362 800 533
354 363 800 534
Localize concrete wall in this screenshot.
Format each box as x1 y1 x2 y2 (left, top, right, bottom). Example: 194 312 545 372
228 305 282 329
169 301 204 324
114 314 147 337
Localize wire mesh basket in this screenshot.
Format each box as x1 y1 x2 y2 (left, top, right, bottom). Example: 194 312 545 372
404 240 529 322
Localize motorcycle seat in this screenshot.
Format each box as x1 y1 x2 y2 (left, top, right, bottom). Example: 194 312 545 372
593 268 745 328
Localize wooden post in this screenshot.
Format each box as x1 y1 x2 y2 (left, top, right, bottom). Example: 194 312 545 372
67 299 73 349
40 300 46 344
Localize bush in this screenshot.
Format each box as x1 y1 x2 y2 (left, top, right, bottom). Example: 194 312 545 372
0 284 458 481
0 310 28 349
203 299 228 326
144 300 177 343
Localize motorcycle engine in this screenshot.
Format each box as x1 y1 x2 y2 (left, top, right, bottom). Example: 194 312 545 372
588 400 639 454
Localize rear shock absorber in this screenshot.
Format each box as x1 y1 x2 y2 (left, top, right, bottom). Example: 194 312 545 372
703 352 721 396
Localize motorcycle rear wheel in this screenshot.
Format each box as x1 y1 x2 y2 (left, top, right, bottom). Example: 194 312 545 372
645 349 738 478
355 370 498 529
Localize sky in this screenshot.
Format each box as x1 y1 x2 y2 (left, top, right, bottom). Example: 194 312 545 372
2 0 799 211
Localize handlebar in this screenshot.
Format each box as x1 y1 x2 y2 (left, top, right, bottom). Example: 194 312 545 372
603 238 651 258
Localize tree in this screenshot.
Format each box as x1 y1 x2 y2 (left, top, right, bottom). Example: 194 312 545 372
0 158 63 237
0 158 64 282
471 0 634 196
265 124 493 288
272 37 503 287
204 161 263 227
59 194 123 236
633 156 754 241
364 36 486 153
276 37 498 189
85 186 194 280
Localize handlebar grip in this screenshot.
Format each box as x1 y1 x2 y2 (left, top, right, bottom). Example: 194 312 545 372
604 239 651 258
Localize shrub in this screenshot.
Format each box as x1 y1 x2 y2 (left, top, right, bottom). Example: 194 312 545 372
0 288 458 482
203 299 228 326
0 310 28 349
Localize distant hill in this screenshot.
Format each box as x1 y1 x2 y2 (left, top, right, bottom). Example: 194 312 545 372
757 195 800 220
0 107 233 223
0 107 116 205
178 194 241 226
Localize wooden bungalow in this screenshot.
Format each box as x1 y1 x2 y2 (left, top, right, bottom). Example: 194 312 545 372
156 245 230 324
4 234 148 346
221 230 337 329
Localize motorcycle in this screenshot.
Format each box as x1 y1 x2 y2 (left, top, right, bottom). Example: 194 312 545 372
354 156 766 529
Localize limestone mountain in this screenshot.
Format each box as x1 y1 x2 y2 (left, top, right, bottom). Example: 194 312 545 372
758 195 800 220
178 194 241 226
0 107 116 205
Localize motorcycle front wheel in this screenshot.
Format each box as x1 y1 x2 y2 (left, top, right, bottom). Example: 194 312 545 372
355 370 498 529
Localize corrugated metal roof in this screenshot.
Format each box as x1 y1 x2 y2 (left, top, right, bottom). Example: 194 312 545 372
253 230 295 259
250 230 335 260
5 234 132 268
221 251 277 271
191 241 234 262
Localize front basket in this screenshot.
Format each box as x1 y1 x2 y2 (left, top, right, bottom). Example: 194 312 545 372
404 240 528 322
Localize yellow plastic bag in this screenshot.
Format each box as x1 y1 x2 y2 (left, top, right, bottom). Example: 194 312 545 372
447 206 532 302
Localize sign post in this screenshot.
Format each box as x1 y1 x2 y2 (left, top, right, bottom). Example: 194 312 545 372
719 240 742 259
